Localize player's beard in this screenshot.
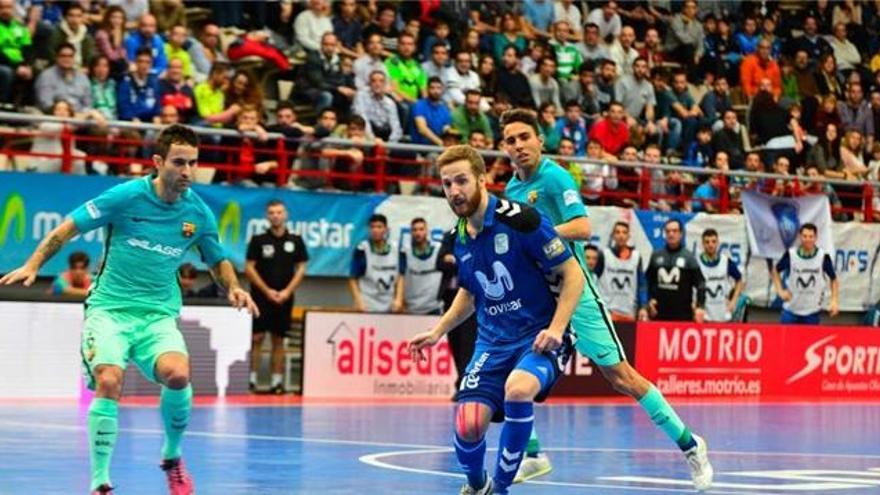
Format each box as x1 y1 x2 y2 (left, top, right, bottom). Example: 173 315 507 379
449 186 482 218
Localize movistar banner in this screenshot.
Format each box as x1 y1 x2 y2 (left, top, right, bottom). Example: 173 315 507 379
0 172 384 277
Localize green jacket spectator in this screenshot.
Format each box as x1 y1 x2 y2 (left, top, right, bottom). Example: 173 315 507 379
385 34 425 102
450 90 493 142
0 13 32 66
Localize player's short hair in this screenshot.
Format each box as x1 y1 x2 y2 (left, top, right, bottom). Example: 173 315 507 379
613 221 629 232
411 217 426 226
266 199 285 209
800 223 817 235
369 214 388 226
178 263 197 279
499 108 540 136
436 144 486 177
702 228 718 239
68 251 89 268
155 124 199 159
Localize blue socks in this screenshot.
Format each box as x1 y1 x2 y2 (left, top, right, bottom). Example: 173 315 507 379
454 434 487 490
493 401 534 494
638 385 696 451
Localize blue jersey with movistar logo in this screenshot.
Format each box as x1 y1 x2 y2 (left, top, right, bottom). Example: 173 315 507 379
69 176 225 316
453 195 571 349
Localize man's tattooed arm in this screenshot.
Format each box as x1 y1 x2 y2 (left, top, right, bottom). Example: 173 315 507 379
26 219 80 269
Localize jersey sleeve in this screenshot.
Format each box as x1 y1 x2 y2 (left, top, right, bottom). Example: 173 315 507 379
350 244 367 277
522 214 572 272
196 208 226 267
68 181 132 232
245 236 260 261
295 237 309 263
776 252 790 274
822 254 836 280
549 166 588 221
727 258 743 280
398 248 407 274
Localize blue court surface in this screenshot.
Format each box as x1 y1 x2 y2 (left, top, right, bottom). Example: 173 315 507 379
1 398 879 494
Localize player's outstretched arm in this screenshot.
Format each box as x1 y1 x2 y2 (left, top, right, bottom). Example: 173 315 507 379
212 259 260 317
534 257 585 353
409 288 475 361
555 216 592 242
1 218 79 287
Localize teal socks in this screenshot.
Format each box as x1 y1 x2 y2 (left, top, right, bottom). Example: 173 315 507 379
160 384 193 460
638 385 696 451
88 398 119 490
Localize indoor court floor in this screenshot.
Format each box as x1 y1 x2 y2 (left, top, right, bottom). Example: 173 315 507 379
1 397 879 494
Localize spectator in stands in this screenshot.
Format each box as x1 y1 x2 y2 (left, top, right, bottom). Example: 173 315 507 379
815 53 844 100
35 42 91 113
828 22 861 76
267 101 313 163
151 0 185 32
587 1 621 40
665 0 703 67
595 58 618 112
451 89 493 143
692 164 722 212
421 20 452 63
422 42 449 81
803 164 844 215
486 93 511 146
48 3 93 69
788 15 832 63
353 70 402 142
157 104 179 125
363 3 400 55
669 71 701 150
577 22 609 64
562 63 600 123
702 17 741 84
349 213 401 313
163 24 196 81
699 75 732 130
332 0 363 59
555 99 588 155
117 47 160 121
589 101 629 156
712 109 745 169
94 6 128 78
550 20 581 82
529 56 562 110
124 13 167 76
735 17 761 56
0 0 34 103
193 62 237 127
685 125 715 168
520 41 548 77
158 58 195 123
493 12 528 65
28 99 89 175
297 32 355 115
839 83 875 150
772 224 838 324
294 0 333 55
109 0 147 27
807 122 841 177
582 139 618 201
554 0 582 34
220 105 275 184
651 70 681 155
386 32 426 117
609 25 638 77
617 57 657 132
50 251 92 298
226 70 263 118
469 129 488 149
494 48 531 109
189 23 226 78
476 54 496 98
839 128 869 179
767 155 794 197
90 56 117 120
354 33 387 91
740 38 782 99
537 101 561 153
639 27 666 70
522 0 554 38
410 77 451 146
814 94 842 136
443 51 481 107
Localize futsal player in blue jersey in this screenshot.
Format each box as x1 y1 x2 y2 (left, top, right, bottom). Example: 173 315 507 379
501 108 713 490
1 125 258 495
408 145 586 495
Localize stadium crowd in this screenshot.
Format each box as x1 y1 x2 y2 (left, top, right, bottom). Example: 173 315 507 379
3 0 880 217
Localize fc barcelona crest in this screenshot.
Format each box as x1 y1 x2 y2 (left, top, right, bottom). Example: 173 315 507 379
182 222 196 238
527 190 538 204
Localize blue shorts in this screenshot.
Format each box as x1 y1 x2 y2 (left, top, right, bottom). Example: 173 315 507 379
455 330 574 422
781 310 820 325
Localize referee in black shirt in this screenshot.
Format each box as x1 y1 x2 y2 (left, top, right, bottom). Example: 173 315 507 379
644 219 706 322
245 200 308 394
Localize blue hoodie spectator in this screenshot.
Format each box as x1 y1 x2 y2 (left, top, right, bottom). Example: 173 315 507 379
118 72 160 121
125 29 168 75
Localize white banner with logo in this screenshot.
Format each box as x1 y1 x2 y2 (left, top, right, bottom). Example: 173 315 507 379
831 222 880 311
742 191 834 260
303 311 455 398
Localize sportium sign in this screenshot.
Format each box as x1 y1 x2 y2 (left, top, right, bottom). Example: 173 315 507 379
303 312 455 399
635 322 880 400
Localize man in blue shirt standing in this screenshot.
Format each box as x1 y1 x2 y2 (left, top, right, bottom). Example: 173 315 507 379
502 109 714 491
409 145 584 495
409 77 451 146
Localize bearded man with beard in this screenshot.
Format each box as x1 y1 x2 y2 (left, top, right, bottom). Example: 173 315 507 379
408 145 583 495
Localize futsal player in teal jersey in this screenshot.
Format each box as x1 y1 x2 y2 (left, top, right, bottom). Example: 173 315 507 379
1 125 259 495
500 109 714 491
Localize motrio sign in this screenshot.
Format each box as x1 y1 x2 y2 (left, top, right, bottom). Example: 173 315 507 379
635 322 880 399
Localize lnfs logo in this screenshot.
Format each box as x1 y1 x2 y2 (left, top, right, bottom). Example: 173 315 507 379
0 193 26 246
218 201 241 244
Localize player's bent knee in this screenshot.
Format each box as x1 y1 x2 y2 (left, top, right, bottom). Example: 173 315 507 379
163 371 190 389
94 366 124 398
454 402 490 442
504 372 541 402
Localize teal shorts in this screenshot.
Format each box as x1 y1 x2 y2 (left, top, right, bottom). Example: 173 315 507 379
80 308 188 390
570 297 627 367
